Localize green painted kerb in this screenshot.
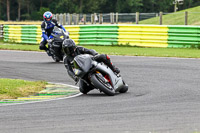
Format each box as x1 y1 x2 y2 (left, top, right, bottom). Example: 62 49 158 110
0 84 79 104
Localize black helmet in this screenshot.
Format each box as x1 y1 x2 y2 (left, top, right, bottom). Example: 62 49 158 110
62 39 76 56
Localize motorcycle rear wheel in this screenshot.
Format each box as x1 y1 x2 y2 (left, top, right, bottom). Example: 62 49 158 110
90 74 115 96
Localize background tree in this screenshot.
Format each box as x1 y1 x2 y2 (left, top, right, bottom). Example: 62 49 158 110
6 0 10 21
142 0 156 12
0 0 5 20
17 0 24 21
0 0 199 21
116 0 143 13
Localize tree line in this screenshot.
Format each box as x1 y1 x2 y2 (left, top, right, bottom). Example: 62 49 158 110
0 0 200 21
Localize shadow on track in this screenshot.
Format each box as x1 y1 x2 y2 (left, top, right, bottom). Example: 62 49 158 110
34 62 63 65
82 92 128 97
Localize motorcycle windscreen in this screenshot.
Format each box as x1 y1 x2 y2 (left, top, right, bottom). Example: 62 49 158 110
74 54 93 73
53 35 64 42
51 27 65 42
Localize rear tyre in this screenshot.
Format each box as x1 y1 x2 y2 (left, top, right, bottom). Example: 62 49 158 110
90 74 115 96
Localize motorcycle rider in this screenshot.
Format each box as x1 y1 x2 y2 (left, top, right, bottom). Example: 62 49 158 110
40 11 66 55
62 38 120 94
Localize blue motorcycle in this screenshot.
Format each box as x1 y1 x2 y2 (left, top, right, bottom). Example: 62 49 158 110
47 27 69 62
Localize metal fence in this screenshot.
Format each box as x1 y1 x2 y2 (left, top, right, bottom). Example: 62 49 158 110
52 12 200 25
0 25 3 38
52 13 160 25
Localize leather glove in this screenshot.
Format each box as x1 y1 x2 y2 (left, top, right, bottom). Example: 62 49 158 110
47 39 52 43
73 75 79 83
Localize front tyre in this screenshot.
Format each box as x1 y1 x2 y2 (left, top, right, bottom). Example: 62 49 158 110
119 80 128 93
52 55 60 62
90 74 115 96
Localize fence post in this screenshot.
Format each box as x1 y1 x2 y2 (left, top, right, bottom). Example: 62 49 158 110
67 13 72 25
110 13 112 24
72 13 75 25
83 14 86 25
185 11 188 25
56 14 59 22
76 14 79 25
99 14 103 24
94 13 97 24
91 14 94 24
135 12 139 24
59 14 63 25
0 24 3 39
159 12 163 25
116 12 118 24
63 13 66 25
112 12 115 24
110 12 114 24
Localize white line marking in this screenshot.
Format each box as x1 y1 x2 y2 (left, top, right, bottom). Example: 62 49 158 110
48 82 79 89
0 82 82 107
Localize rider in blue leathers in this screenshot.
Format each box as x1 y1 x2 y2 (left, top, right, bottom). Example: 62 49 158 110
39 11 66 54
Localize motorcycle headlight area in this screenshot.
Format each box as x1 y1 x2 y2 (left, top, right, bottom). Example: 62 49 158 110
73 61 80 69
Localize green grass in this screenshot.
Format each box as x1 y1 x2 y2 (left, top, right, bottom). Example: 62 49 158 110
139 6 200 25
85 45 200 58
0 42 200 58
0 42 41 51
0 78 47 100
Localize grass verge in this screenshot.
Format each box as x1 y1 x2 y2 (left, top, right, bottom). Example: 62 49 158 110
0 42 200 58
0 78 47 100
84 45 200 58
0 42 41 51
139 6 200 25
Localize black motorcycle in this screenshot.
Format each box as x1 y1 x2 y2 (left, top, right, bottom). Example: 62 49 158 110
73 54 128 96
47 27 69 62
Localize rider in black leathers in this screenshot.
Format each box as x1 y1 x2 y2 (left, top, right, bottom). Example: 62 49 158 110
62 38 120 94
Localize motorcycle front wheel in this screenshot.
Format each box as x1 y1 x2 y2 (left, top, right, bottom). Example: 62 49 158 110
52 55 60 62
119 80 128 93
90 73 115 96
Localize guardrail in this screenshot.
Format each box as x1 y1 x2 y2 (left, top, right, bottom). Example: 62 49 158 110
53 12 194 25
3 24 200 48
52 13 158 25
0 25 3 38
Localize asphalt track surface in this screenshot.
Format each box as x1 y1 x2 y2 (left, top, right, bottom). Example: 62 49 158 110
0 50 200 133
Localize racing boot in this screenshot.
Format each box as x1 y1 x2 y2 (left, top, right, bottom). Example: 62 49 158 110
105 55 120 74
112 65 120 74
94 54 120 74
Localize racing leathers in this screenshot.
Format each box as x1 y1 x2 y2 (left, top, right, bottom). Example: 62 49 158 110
64 46 120 94
39 19 66 51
